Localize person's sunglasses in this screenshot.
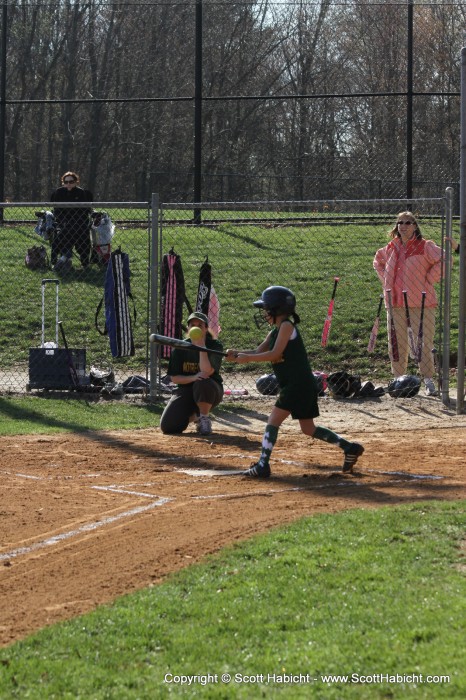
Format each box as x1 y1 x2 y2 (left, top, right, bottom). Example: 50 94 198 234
63 179 75 184
397 220 414 225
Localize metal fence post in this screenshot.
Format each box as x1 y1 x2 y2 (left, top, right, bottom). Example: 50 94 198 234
149 193 159 400
457 48 466 414
442 187 453 405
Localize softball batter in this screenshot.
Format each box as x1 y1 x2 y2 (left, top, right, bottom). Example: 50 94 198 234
226 286 364 477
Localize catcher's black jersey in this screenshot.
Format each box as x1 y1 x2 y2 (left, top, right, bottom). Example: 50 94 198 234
167 337 223 385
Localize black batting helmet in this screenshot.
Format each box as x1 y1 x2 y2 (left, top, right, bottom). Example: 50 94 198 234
327 371 362 398
253 286 296 314
387 375 421 398
253 286 297 327
256 373 279 396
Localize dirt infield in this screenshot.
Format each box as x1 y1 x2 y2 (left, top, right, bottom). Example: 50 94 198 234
1 394 465 648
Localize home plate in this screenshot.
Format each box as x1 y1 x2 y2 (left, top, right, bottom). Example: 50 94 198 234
176 468 245 477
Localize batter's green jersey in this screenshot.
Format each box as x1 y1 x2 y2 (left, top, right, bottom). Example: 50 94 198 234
269 320 319 419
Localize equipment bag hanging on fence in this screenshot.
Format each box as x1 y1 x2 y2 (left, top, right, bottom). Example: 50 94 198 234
195 256 211 315
95 247 136 357
159 248 192 358
195 255 221 337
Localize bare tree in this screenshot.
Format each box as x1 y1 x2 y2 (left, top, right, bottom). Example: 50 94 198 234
1 0 462 202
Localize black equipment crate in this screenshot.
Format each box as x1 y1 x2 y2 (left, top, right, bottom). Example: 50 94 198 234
28 347 86 390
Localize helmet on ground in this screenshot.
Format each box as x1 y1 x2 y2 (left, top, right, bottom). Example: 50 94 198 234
356 381 385 398
387 374 421 398
327 371 362 398
90 364 115 387
256 373 279 396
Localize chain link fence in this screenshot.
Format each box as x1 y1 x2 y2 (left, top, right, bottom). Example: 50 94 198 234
0 195 460 405
155 195 459 403
0 202 150 395
1 2 462 204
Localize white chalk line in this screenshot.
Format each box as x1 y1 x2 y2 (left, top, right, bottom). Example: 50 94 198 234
176 468 245 477
192 485 341 500
168 455 445 482
0 458 447 561
0 470 42 480
92 485 160 498
365 469 443 480
0 497 172 562
1 471 164 491
177 465 444 481
2 460 445 483
1 476 171 562
190 473 448 501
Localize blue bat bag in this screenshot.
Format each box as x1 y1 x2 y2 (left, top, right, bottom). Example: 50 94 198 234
95 248 136 357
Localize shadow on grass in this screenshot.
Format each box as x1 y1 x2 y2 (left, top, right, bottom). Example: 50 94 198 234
217 224 272 249
0 397 262 471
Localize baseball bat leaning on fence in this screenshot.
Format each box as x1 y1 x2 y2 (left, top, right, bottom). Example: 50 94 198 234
367 294 384 353
402 290 417 359
58 321 79 388
432 347 442 394
386 289 399 362
416 291 426 363
149 333 229 357
321 276 339 347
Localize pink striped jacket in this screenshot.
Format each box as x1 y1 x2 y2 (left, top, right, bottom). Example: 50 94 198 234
373 237 445 308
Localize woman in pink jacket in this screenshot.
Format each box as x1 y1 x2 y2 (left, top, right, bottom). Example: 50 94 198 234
373 211 444 396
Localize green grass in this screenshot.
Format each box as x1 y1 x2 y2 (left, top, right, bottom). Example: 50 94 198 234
0 222 150 370
1 212 459 390
161 218 459 383
5 207 150 224
0 501 464 698
0 395 243 436
0 395 163 435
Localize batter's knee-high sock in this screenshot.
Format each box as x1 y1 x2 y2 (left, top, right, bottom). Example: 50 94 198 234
257 424 279 466
313 425 351 451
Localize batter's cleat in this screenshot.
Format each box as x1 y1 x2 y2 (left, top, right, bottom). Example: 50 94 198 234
197 414 212 436
342 442 364 473
243 461 271 478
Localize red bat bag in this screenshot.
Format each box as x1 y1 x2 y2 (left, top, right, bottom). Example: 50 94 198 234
160 249 189 358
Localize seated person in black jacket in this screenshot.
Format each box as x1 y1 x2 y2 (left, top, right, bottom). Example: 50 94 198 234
50 171 93 269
